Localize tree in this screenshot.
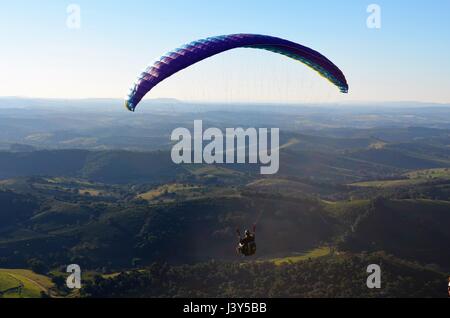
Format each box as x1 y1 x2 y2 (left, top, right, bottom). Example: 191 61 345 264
40 291 50 298
27 258 48 274
52 275 66 290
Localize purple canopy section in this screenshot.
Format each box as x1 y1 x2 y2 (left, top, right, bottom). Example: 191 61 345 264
125 34 348 111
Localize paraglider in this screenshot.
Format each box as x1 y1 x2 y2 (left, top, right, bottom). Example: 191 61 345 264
125 33 348 112
236 225 257 257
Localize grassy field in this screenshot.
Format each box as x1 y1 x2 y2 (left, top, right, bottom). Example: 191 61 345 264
405 168 450 179
45 177 96 186
1 176 117 198
78 188 102 196
137 183 202 201
271 247 332 266
0 272 21 292
350 168 450 188
324 200 369 215
369 141 388 149
247 178 316 193
188 165 243 177
0 269 53 298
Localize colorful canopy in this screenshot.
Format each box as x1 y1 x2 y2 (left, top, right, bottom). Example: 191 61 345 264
125 34 348 111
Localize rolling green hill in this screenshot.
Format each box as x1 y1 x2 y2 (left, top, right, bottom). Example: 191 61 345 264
2 134 450 186
0 269 53 298
350 168 450 188
80 252 448 298
0 189 339 268
339 198 450 271
0 190 39 230
0 120 450 298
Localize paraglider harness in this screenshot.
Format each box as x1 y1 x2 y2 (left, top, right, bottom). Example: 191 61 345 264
236 225 256 256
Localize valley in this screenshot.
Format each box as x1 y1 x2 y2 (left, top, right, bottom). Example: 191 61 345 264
0 100 449 297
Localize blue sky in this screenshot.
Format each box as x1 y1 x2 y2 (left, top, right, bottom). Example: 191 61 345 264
1 0 449 103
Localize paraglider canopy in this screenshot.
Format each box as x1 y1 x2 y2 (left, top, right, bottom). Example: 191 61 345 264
125 34 348 112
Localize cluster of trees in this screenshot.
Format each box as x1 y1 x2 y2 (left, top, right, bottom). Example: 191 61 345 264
339 197 450 271
81 252 447 298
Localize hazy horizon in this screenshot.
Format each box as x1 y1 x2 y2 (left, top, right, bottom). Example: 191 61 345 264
1 96 450 109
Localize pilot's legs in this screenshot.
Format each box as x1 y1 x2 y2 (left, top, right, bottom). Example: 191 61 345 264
236 243 243 255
